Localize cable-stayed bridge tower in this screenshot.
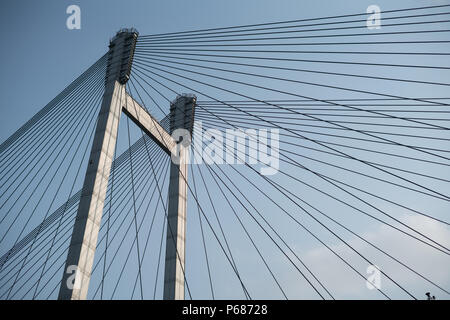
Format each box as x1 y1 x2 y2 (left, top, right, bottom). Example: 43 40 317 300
58 29 195 300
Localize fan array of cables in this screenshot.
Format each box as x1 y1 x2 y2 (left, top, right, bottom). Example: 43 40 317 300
0 3 449 300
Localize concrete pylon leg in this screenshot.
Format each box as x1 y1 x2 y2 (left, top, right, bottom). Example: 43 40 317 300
163 147 188 300
58 80 123 300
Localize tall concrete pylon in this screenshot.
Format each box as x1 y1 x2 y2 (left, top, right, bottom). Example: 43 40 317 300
163 95 196 300
58 29 195 300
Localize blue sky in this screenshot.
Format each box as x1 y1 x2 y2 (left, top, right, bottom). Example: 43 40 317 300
0 0 449 300
0 0 433 138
